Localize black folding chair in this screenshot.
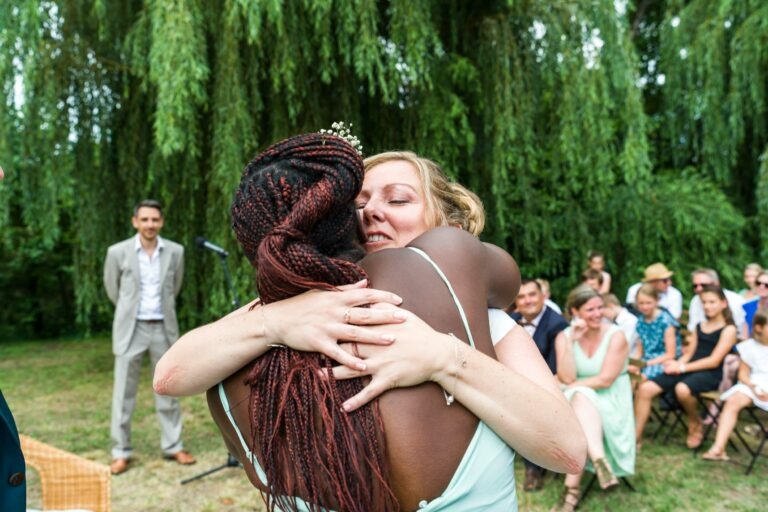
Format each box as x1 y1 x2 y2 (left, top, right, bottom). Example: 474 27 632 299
697 391 766 474
740 406 768 474
650 391 687 443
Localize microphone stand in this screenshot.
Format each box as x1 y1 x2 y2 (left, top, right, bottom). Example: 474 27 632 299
181 248 242 485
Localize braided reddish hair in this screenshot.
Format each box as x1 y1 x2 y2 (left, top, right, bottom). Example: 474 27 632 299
231 133 397 512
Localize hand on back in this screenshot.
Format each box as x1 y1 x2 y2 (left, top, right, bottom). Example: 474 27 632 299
329 307 452 411
266 279 407 370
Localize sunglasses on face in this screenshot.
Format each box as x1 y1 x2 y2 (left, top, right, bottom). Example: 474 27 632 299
692 282 711 290
757 281 768 288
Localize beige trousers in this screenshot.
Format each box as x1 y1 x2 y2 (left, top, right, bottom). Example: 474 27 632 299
110 320 183 459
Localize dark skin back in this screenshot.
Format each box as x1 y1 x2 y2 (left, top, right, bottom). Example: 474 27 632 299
207 227 519 510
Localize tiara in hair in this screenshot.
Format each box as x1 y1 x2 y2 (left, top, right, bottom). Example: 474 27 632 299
319 121 363 156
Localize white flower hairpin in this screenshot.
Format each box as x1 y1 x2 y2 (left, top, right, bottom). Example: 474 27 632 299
319 121 363 156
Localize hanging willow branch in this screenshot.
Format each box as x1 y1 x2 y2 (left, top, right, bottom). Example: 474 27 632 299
0 0 765 338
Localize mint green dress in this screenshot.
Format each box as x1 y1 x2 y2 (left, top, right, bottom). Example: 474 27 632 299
563 325 635 477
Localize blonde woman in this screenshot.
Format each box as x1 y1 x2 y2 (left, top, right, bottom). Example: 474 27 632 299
156 149 586 488
551 285 635 512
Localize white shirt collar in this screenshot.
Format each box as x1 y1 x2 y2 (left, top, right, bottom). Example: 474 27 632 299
134 233 165 252
524 307 546 328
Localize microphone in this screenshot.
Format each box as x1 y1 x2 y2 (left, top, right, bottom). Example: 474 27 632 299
195 236 229 257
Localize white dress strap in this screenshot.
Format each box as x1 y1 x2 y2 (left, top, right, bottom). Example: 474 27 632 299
406 247 476 349
218 383 269 486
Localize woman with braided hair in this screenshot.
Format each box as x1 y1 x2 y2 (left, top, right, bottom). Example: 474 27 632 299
212 133 399 511
156 134 585 509
208 131 530 510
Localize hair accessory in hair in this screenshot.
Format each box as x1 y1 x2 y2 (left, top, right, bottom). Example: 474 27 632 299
320 121 363 156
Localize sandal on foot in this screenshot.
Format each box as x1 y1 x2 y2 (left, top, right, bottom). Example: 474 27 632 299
702 449 730 462
549 485 580 512
594 457 619 490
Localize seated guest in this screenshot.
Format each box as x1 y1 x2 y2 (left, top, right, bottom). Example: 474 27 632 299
587 250 611 294
510 278 569 491
740 263 763 301
625 263 683 320
631 284 680 380
537 278 562 314
744 269 768 335
688 268 746 339
602 294 639 356
551 285 635 512
581 268 604 293
751 270 768 311
702 310 768 461
689 269 746 413
634 286 737 449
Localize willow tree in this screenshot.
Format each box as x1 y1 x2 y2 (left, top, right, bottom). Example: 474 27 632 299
0 0 761 338
647 0 768 268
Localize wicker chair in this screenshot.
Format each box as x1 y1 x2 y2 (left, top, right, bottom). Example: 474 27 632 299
20 434 111 512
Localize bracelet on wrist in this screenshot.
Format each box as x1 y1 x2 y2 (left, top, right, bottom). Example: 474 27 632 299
442 333 467 406
260 302 285 349
679 362 686 374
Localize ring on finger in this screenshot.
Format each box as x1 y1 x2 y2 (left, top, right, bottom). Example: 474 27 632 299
343 308 352 323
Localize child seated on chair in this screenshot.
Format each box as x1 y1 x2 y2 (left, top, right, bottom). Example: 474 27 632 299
634 286 737 450
702 309 768 461
631 284 680 380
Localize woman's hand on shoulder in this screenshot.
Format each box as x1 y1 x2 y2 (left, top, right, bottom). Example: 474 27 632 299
268 280 407 370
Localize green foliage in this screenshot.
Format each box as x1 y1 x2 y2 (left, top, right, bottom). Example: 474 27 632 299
0 0 766 338
595 171 750 300
658 0 768 200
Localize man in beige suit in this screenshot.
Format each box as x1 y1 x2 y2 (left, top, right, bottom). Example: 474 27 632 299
104 199 195 475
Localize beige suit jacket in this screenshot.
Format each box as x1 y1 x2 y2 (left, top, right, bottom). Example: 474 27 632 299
103 236 184 356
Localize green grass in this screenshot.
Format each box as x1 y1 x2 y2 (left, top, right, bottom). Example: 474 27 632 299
1 337 263 512
2 337 767 511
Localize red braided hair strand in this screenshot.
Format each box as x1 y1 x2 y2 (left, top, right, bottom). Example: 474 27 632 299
231 133 398 512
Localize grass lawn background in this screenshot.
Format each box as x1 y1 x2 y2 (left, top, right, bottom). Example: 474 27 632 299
1 337 767 511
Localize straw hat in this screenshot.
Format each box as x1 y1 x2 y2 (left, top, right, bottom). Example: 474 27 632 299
643 263 674 282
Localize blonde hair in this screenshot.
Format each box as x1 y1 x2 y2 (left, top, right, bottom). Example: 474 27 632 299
363 151 485 235
637 283 660 301
565 284 602 320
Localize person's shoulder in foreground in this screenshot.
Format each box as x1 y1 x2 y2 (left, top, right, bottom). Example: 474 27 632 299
1 390 26 512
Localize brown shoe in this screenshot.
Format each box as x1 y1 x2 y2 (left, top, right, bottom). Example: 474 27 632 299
524 467 544 492
110 458 130 475
164 450 196 465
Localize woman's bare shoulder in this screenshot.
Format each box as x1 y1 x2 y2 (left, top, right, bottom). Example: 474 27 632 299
409 226 483 254
357 227 482 273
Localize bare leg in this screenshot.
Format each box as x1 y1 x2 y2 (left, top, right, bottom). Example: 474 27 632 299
635 380 663 442
674 382 702 448
552 471 584 512
706 391 752 456
706 354 740 421
570 392 606 461
564 471 584 489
